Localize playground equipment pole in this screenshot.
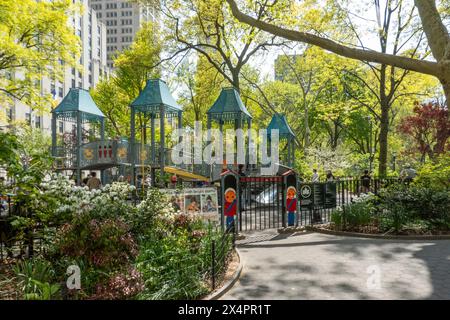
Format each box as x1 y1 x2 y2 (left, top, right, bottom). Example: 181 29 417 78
51 113 57 157
76 111 82 185
100 118 105 184
159 104 165 187
130 107 136 186
141 125 145 193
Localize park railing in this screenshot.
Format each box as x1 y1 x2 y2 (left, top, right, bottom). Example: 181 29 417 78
0 194 47 261
297 177 400 226
208 223 235 291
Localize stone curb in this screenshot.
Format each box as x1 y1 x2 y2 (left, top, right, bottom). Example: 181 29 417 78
306 226 450 240
203 248 243 300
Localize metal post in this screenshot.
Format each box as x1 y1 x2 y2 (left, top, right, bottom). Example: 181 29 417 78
100 118 105 184
247 118 252 168
51 113 57 157
281 179 286 228
287 137 291 167
76 111 82 186
220 174 225 232
211 240 216 290
206 115 212 177
130 107 136 186
159 104 166 187
150 114 155 165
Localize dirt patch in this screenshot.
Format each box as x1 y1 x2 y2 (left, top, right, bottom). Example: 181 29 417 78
0 259 19 300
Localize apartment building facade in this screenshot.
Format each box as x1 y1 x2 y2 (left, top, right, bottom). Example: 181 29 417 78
1 0 110 136
89 0 158 68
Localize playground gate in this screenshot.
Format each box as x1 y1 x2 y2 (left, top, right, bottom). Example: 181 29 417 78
219 172 399 232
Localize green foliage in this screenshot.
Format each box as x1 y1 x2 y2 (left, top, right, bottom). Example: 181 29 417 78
91 22 162 138
414 153 450 190
136 220 226 300
13 259 60 300
0 0 80 109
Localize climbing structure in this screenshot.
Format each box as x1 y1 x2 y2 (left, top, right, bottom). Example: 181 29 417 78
51 80 297 185
51 88 106 184
267 113 296 167
206 87 253 179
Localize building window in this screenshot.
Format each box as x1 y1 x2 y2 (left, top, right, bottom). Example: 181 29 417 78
35 116 41 129
72 79 76 88
25 113 31 125
59 87 64 98
6 107 12 121
89 74 92 84
78 81 82 87
58 121 64 133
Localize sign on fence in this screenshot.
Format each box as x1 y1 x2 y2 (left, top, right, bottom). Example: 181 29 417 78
298 183 337 209
161 188 219 222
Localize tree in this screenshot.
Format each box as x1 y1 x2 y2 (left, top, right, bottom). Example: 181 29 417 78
145 0 288 91
91 22 162 138
226 0 447 176
226 0 450 108
0 0 80 109
398 102 450 162
176 55 225 125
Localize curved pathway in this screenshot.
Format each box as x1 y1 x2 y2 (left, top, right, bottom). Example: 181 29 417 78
222 231 450 299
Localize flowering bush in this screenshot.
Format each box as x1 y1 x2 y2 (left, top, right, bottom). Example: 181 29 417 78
89 267 144 300
9 174 233 300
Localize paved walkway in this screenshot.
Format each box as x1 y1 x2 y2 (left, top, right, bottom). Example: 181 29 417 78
222 231 450 299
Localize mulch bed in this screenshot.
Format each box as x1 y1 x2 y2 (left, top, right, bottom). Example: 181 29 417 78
317 223 450 236
0 258 19 300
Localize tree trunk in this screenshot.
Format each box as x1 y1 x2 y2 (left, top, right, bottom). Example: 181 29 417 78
378 103 389 177
304 106 310 150
440 76 450 106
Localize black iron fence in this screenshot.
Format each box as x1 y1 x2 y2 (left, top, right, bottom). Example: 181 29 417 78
0 194 46 261
298 177 399 226
209 223 235 290
230 176 400 232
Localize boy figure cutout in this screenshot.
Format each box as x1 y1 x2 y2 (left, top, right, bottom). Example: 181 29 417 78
224 188 237 228
286 186 297 227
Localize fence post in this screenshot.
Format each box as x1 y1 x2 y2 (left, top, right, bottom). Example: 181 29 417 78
211 240 216 290
232 227 236 249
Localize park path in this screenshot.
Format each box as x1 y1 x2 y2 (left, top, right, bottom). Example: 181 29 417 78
221 231 450 299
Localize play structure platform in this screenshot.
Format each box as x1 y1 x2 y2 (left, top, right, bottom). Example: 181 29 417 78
51 79 296 185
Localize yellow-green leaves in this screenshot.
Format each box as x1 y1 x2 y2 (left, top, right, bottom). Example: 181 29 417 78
0 0 80 111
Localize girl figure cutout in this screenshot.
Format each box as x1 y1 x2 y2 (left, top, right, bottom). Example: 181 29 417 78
286 186 297 226
224 187 237 227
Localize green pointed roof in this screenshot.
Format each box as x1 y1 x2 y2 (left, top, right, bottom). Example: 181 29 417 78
52 88 104 122
130 79 182 115
267 114 295 140
207 87 252 123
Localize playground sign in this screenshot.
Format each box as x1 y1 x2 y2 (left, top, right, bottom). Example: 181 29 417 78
162 188 219 222
298 183 337 209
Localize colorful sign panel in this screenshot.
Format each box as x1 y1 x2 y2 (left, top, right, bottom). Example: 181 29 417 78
161 188 219 222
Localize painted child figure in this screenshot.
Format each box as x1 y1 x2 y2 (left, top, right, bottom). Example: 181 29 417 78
286 186 297 226
224 188 237 228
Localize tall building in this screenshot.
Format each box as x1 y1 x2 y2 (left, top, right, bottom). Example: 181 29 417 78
89 0 158 68
1 0 110 135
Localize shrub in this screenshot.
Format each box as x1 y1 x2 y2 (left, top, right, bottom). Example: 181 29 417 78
378 184 450 232
414 153 450 190
13 259 60 300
